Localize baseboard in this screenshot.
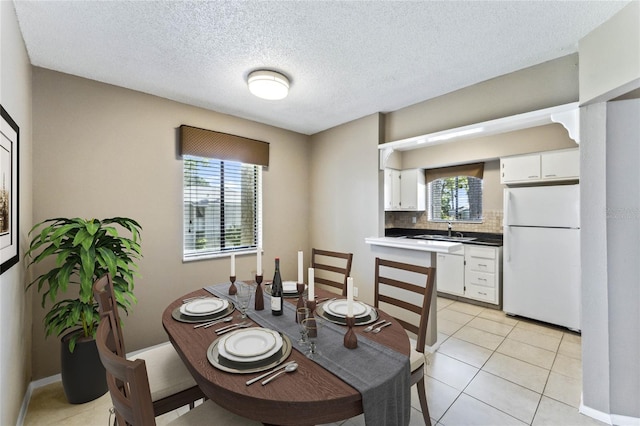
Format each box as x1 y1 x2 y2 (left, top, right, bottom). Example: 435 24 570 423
17 374 61 426
580 401 640 426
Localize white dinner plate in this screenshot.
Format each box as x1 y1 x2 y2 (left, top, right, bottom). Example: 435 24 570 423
283 281 298 294
223 328 277 358
324 300 370 318
180 298 228 316
218 328 283 363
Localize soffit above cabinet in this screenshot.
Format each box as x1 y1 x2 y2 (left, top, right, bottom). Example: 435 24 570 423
379 102 580 155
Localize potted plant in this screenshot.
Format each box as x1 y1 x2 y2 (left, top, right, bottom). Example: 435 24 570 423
26 217 142 404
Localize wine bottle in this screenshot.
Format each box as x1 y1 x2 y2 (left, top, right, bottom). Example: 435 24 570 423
271 258 283 316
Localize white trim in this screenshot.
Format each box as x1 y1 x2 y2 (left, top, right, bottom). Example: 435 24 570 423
580 401 640 426
17 374 61 426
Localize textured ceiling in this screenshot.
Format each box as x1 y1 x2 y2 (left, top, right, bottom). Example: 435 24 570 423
13 1 630 135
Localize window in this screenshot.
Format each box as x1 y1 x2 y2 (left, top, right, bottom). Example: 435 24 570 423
429 175 483 222
183 156 262 260
426 163 484 223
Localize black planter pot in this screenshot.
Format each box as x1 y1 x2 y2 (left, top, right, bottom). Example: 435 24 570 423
60 330 108 404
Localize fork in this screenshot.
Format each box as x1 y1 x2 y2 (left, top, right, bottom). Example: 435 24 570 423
372 322 392 334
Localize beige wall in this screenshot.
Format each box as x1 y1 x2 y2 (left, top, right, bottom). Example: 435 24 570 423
579 1 640 104
385 54 579 142
0 1 33 424
309 114 382 304
31 68 310 379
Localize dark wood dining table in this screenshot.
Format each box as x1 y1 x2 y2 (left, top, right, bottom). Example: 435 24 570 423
162 284 411 425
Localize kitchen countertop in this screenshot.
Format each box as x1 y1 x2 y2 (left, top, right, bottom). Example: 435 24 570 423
384 228 503 247
365 236 464 253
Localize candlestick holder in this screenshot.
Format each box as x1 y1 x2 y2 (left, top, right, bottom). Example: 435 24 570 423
306 299 316 320
343 315 358 349
228 276 237 295
295 282 305 322
254 274 264 310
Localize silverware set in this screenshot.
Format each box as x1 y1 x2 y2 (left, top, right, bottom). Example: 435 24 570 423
193 316 232 329
245 361 298 386
364 320 392 333
214 321 251 335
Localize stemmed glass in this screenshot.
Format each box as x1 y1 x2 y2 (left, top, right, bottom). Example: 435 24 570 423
235 283 252 319
301 318 321 359
296 307 311 345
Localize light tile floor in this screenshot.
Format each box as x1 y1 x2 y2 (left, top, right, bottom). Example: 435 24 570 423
23 297 605 426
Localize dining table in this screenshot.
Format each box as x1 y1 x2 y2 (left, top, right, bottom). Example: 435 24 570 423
162 281 412 426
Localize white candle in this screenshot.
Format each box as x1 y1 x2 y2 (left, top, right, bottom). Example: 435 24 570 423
297 251 303 283
256 246 262 275
230 253 235 277
347 277 354 317
308 268 314 300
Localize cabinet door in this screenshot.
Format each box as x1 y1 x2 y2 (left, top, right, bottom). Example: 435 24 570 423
541 149 579 180
436 253 465 296
384 169 401 210
501 154 541 184
399 169 425 210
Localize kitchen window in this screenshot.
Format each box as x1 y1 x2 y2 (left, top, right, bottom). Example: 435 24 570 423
180 125 268 261
426 163 483 223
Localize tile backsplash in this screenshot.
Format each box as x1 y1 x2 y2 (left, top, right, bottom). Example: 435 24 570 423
385 209 503 234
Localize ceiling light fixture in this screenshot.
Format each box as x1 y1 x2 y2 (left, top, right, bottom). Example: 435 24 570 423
247 70 289 100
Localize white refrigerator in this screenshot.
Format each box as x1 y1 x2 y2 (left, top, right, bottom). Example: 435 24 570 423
503 184 581 331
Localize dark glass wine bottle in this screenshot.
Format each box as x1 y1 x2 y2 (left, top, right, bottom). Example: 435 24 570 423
271 258 283 316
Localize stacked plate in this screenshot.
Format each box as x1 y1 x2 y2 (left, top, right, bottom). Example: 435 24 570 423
207 327 292 373
172 297 234 323
318 299 379 326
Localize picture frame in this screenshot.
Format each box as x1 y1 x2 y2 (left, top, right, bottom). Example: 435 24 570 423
1 105 19 275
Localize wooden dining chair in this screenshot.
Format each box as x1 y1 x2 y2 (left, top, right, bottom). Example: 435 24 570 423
374 257 435 426
92 274 205 416
311 248 353 296
96 314 260 426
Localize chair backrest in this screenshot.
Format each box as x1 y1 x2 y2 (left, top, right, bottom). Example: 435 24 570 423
96 314 157 426
93 274 126 357
374 258 435 353
311 249 353 296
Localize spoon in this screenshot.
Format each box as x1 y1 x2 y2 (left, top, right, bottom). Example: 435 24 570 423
261 363 298 385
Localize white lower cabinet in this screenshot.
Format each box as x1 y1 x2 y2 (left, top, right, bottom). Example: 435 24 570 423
437 244 502 305
436 251 465 296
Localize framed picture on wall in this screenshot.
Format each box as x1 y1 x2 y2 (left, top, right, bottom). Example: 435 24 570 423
1 105 19 275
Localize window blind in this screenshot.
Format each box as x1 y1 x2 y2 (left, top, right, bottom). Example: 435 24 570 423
425 162 484 183
183 156 262 260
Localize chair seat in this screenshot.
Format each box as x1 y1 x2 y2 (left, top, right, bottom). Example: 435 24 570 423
130 343 198 402
410 347 426 372
170 399 261 425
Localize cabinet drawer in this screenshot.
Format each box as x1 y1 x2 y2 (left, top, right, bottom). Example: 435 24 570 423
466 284 496 303
465 246 496 259
466 270 495 288
466 257 496 273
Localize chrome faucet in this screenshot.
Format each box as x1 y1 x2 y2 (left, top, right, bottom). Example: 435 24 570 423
447 222 452 237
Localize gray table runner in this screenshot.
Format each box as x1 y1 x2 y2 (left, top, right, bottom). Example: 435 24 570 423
205 283 411 426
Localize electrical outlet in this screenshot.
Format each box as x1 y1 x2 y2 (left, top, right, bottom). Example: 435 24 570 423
412 216 417 224
354 287 359 298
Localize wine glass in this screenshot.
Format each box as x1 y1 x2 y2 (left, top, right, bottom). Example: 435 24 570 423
235 283 252 319
296 307 311 345
301 318 321 359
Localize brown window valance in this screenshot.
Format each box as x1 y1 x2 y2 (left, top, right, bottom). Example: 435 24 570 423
425 162 484 183
180 125 270 167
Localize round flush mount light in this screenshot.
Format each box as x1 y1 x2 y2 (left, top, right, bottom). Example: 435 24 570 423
247 70 290 100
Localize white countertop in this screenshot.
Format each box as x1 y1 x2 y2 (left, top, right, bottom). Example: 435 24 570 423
365 236 464 253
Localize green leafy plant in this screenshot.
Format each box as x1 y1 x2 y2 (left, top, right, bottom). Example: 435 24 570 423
26 217 142 352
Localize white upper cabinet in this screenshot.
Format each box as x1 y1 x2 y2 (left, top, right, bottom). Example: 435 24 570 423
384 168 425 211
501 148 579 184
